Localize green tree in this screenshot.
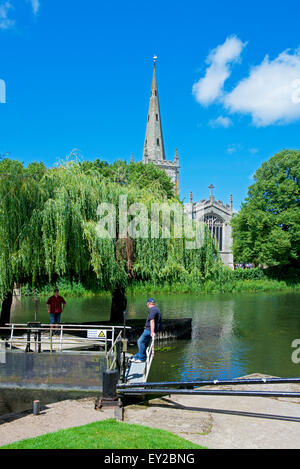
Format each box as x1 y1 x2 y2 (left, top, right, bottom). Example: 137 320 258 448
232 149 300 266
80 159 175 198
0 157 222 324
0 158 46 323
127 161 175 198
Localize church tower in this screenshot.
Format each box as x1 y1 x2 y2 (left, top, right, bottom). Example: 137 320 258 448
142 59 179 195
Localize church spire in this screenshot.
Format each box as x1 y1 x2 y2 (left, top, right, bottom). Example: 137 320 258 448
151 61 158 94
143 59 166 163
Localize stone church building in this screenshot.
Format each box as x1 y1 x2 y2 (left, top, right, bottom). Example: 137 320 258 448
138 61 234 269
184 188 234 269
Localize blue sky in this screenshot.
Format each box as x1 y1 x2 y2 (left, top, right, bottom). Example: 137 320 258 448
0 0 300 210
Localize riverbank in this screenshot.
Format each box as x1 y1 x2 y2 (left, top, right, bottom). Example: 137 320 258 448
20 276 300 299
127 278 300 295
1 374 300 449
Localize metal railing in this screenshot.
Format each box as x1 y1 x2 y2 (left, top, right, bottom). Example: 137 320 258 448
106 329 123 371
118 376 300 389
117 375 300 398
143 337 155 381
0 323 130 356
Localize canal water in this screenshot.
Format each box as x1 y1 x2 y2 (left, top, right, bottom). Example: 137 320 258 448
2 291 300 417
9 291 300 382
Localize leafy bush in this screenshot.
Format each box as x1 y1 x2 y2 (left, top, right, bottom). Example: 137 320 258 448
232 267 265 281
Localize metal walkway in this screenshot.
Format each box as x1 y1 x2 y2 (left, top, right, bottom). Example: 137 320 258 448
124 337 155 385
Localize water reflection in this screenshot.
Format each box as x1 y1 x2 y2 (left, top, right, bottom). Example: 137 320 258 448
9 291 300 382
10 295 111 324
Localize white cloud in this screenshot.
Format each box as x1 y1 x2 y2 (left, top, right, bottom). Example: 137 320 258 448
209 115 233 128
0 1 15 29
28 0 40 15
224 49 300 126
227 143 242 154
0 1 40 30
193 36 300 127
226 144 258 155
192 35 247 106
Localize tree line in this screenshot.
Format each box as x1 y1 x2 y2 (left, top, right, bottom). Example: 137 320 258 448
0 156 221 324
232 149 300 268
1 148 299 324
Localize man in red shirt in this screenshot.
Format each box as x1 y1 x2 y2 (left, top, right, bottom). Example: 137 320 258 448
46 288 66 331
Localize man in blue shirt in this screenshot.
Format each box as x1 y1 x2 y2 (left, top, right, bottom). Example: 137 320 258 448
131 298 162 363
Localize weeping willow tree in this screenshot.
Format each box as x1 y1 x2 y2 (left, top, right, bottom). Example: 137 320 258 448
0 157 223 324
0 159 48 323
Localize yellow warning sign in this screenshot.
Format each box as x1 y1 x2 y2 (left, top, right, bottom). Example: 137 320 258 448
87 329 107 340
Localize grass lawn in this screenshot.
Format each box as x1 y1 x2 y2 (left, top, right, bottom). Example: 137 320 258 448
1 419 206 450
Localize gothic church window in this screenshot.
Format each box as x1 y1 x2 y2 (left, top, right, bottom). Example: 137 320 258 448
204 214 223 251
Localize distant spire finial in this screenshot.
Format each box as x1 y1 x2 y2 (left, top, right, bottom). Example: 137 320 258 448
174 148 179 163
153 54 158 65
